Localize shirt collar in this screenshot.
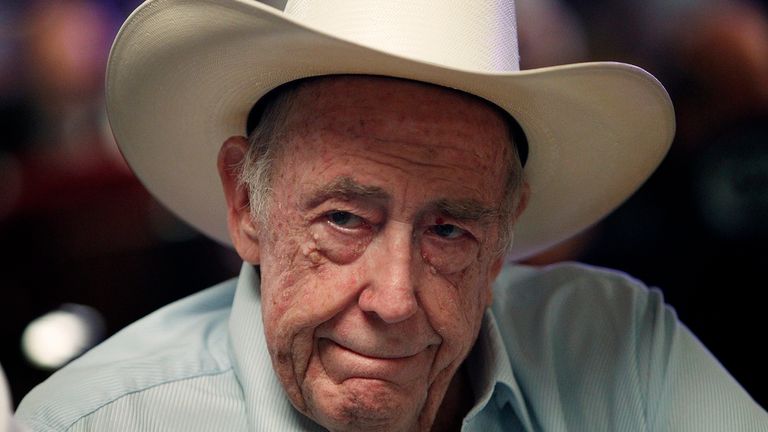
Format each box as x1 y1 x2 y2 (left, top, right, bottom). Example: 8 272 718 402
464 310 535 431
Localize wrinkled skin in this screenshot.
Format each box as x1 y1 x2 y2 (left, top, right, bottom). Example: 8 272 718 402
218 77 525 431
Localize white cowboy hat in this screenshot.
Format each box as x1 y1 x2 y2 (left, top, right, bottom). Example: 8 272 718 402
106 0 674 260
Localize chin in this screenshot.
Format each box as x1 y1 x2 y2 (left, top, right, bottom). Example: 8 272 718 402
305 378 425 432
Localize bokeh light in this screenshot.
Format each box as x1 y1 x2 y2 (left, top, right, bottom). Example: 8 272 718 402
21 304 105 371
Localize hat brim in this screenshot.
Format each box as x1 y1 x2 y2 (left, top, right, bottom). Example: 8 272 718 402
107 0 675 260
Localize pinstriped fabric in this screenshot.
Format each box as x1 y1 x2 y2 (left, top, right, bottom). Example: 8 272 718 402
16 280 238 432
68 372 247 432
652 326 768 431
16 263 768 431
491 264 768 431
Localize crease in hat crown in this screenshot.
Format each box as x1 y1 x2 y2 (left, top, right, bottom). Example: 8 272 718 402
283 0 520 72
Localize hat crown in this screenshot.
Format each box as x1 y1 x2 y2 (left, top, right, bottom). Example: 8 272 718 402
284 0 520 72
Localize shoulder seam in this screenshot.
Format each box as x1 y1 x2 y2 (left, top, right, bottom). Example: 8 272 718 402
61 367 235 431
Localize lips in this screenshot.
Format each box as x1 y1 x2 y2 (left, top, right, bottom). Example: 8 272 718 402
317 338 434 383
329 337 424 359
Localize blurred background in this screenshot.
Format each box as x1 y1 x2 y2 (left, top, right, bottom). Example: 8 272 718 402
1 0 766 411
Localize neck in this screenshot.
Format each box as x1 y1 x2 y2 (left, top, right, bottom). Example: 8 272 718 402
432 363 474 431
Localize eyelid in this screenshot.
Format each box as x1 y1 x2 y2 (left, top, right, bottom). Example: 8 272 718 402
430 215 474 231
428 224 467 239
313 199 384 223
326 211 367 229
423 216 484 243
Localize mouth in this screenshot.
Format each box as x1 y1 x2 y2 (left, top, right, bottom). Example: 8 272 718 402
331 340 422 360
317 338 433 382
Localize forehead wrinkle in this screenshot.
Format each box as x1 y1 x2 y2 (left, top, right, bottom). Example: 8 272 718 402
368 134 495 159
429 198 501 224
363 142 487 173
300 176 390 210
321 121 499 163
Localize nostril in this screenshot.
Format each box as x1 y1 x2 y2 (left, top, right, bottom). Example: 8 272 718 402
358 284 418 324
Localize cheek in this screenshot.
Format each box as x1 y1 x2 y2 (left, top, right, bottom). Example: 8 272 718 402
420 238 478 274
258 233 324 349
309 223 371 264
259 245 364 402
260 231 365 343
422 261 493 351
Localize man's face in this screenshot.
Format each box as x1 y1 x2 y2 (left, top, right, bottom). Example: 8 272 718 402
247 77 514 431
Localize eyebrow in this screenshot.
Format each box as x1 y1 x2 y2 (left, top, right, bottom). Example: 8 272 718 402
301 176 500 223
301 176 389 210
430 198 500 223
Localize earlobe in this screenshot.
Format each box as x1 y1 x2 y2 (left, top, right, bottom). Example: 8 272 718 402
485 255 505 307
513 181 531 223
217 136 261 264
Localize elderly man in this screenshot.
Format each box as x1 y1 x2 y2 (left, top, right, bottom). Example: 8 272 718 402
16 0 767 431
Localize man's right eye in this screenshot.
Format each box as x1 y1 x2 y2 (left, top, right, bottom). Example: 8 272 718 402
326 211 366 229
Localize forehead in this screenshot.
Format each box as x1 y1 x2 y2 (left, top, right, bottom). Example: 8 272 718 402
272 76 513 207
287 76 508 133
290 75 502 115
281 76 512 160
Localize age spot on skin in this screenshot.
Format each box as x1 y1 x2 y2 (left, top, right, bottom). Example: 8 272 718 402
352 240 366 256
421 251 439 275
301 241 323 265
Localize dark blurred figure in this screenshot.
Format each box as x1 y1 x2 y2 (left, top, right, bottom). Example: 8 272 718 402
0 0 238 407
0 1 29 221
674 1 768 242
516 0 589 69
573 0 768 408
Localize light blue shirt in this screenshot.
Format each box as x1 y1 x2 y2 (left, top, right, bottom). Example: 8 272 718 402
16 263 768 431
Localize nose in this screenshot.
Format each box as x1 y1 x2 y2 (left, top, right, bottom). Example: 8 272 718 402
358 223 419 324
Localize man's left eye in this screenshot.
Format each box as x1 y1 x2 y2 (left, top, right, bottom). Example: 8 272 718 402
327 211 366 229
431 224 466 239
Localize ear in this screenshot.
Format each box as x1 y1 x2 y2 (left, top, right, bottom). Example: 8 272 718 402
217 135 261 264
484 181 529 306
513 181 531 223
483 181 530 305
485 255 505 307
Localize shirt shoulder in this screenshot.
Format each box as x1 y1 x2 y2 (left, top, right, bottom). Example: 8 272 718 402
492 262 664 350
495 260 653 301
491 262 668 429
16 278 239 432
490 262 768 431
